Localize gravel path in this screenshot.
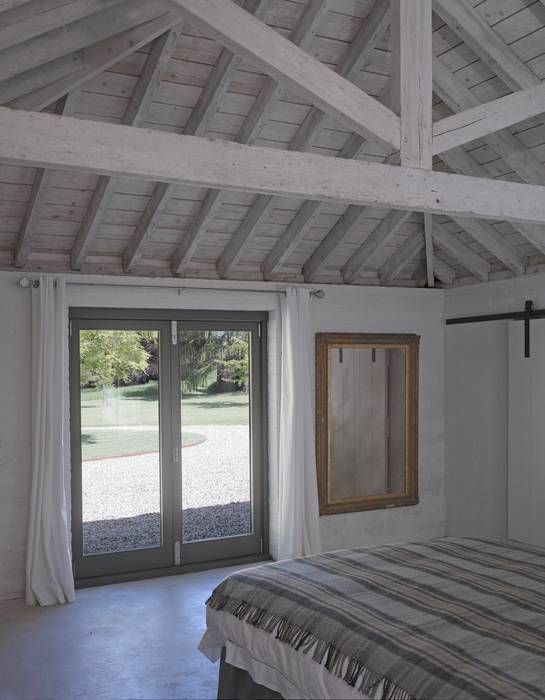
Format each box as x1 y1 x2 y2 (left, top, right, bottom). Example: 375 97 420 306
82 425 250 554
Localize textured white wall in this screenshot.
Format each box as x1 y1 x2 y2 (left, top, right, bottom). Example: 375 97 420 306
0 271 445 600
444 272 545 539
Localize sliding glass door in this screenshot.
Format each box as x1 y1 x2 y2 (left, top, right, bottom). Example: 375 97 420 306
176 322 265 564
69 310 267 581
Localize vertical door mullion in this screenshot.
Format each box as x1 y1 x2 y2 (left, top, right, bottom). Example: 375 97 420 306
171 325 183 565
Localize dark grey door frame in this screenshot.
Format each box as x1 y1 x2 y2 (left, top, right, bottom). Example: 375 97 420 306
69 308 269 582
69 318 175 580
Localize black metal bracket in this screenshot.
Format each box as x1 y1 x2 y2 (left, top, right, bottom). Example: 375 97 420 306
446 299 543 358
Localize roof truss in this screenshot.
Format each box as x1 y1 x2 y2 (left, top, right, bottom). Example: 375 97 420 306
2 0 545 288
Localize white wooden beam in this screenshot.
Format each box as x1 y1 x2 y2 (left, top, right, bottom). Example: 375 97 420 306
262 200 322 280
303 206 369 282
0 0 127 52
6 13 182 111
450 216 526 275
379 228 425 285
7 109 545 226
433 58 545 187
71 28 180 270
171 0 400 150
342 210 413 284
433 256 456 286
0 0 167 83
290 0 390 153
423 213 434 287
262 8 391 280
14 93 78 268
434 82 545 155
391 0 432 168
439 147 545 260
206 1 329 279
431 219 489 282
138 1 270 275
433 0 540 91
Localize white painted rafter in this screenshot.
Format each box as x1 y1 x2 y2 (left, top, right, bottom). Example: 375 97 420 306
424 213 434 287
0 0 168 84
70 27 181 270
379 228 425 285
171 0 400 149
433 81 545 155
137 0 270 275
431 219 490 282
14 93 79 268
4 13 183 110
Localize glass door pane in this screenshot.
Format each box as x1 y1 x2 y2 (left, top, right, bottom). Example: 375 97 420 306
71 321 173 579
178 324 263 564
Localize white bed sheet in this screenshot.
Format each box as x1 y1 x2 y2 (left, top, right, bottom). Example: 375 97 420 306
199 607 386 700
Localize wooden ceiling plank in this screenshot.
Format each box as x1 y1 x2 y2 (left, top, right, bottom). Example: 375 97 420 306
14 93 78 268
434 82 545 155
391 0 432 168
171 0 400 150
70 27 180 270
379 227 425 285
433 58 545 187
303 205 369 282
142 0 269 275
262 200 323 280
289 0 390 153
433 255 456 286
207 1 330 279
6 108 545 226
431 219 490 282
433 0 540 91
0 0 128 52
424 213 434 287
0 0 167 83
7 12 182 111
450 216 526 275
262 5 390 280
439 135 545 259
342 210 413 284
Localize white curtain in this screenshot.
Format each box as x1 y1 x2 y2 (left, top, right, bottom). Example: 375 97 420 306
277 287 322 560
26 276 75 606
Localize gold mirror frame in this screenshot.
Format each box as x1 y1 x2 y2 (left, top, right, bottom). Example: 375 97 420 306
315 333 419 516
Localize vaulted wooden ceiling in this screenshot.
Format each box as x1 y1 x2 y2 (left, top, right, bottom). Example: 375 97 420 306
1 0 545 288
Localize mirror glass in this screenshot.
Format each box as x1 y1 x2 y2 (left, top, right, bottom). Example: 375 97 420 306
330 346 406 500
316 333 419 515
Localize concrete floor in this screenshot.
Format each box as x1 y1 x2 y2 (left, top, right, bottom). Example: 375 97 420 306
0 566 242 700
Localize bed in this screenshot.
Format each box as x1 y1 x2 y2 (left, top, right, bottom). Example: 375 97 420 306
199 538 545 699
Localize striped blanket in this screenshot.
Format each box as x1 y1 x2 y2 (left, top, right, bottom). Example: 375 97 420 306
207 538 545 699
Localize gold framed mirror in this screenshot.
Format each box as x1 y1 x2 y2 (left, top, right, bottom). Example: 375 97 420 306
316 333 419 516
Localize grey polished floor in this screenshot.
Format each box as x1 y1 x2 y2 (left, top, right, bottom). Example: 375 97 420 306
0 566 242 700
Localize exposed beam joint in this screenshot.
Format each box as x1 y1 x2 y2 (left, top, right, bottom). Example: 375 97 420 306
433 81 545 155
171 0 400 149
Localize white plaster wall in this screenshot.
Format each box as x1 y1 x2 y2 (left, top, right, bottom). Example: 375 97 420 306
0 271 445 599
444 272 545 539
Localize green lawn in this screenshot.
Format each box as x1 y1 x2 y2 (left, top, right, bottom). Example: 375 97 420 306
81 429 205 461
81 381 249 427
80 382 248 460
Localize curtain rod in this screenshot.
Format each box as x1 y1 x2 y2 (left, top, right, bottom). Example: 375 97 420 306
18 277 325 298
